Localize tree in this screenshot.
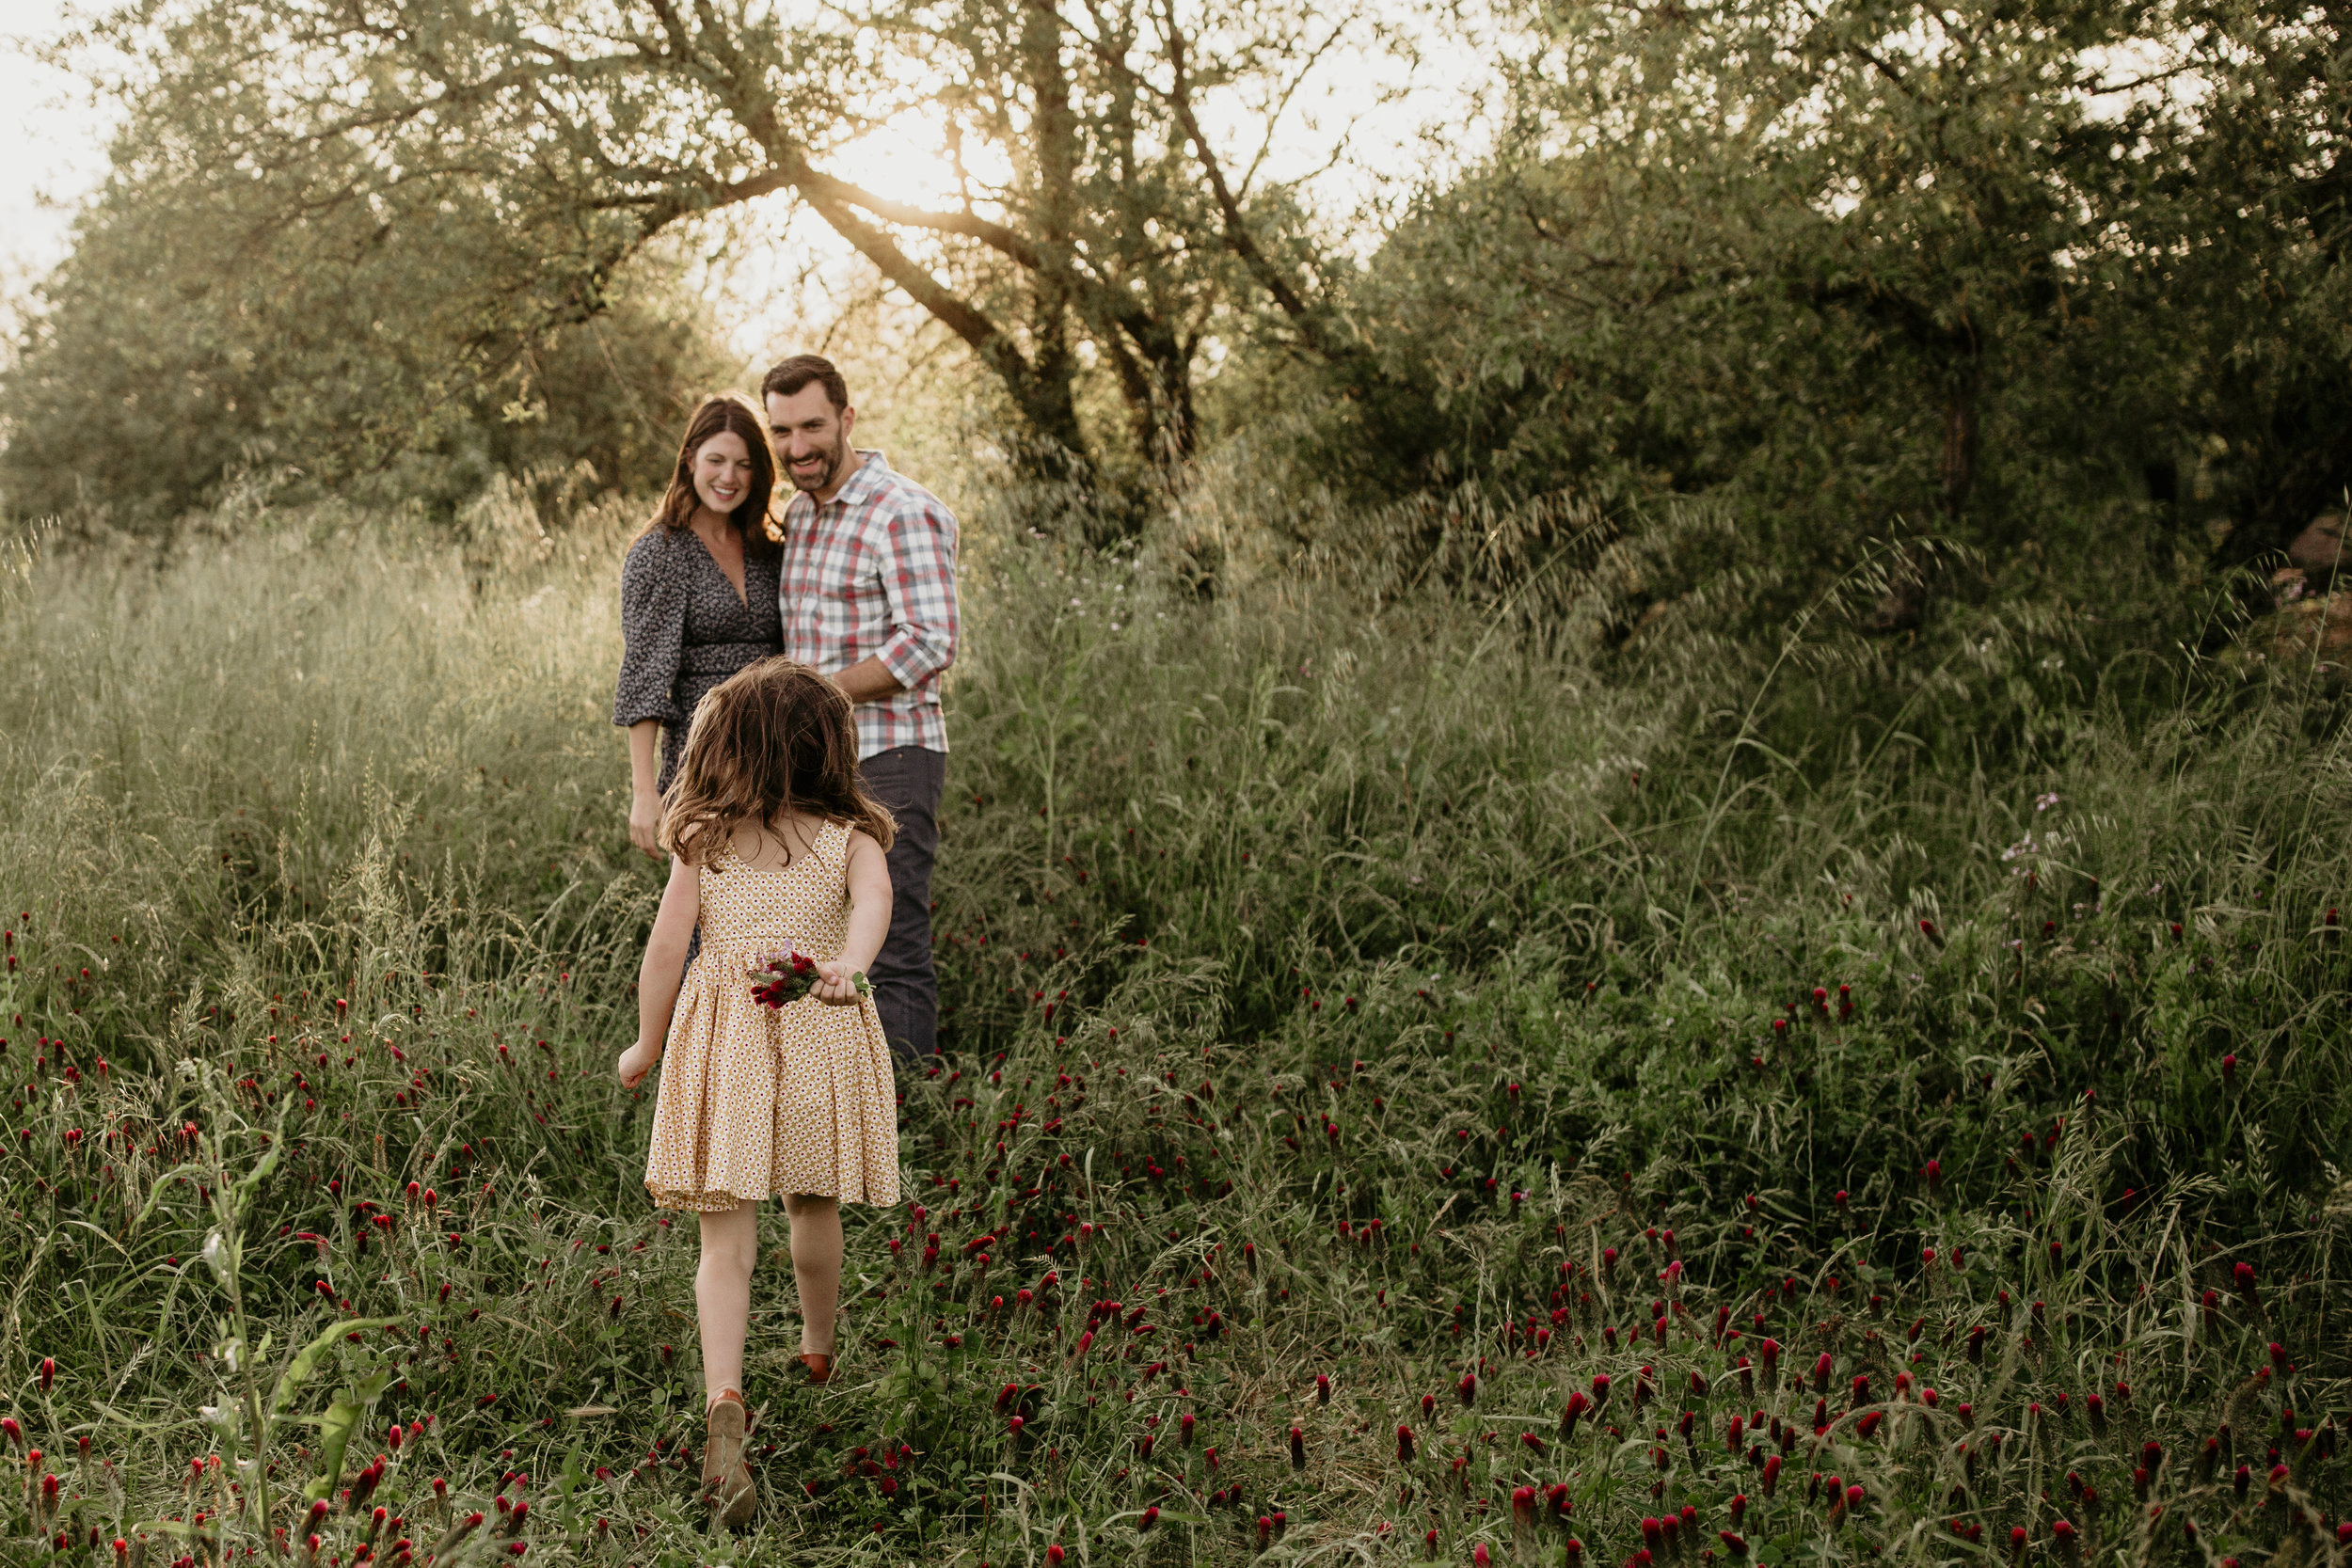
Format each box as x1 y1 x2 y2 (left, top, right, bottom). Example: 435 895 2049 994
56 0 1390 490
0 108 727 527
1314 0 2350 613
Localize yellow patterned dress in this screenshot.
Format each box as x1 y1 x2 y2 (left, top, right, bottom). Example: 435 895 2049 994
644 819 901 1212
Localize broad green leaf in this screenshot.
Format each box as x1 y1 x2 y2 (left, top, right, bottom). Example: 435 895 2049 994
269 1318 401 1422
304 1368 393 1503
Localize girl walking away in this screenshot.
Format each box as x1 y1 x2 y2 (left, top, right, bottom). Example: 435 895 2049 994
616 657 902 1526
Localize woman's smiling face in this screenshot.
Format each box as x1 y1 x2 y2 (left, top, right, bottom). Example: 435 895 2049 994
691 429 756 518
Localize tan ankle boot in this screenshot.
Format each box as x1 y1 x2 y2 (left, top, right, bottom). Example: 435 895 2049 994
702 1390 755 1526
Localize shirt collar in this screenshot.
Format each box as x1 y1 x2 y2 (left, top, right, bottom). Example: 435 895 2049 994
814 449 889 513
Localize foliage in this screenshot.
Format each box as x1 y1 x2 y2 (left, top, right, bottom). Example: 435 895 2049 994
3 493 2351 1563
0 143 729 531
13 0 2349 599
1279 0 2352 610
8 0 1392 500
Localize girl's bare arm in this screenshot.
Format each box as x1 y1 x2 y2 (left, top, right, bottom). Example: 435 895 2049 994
813 830 894 1004
619 854 699 1085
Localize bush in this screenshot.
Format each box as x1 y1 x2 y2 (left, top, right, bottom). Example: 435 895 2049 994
1235 0 2352 611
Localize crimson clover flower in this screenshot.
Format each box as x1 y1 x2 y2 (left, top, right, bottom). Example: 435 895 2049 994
749 947 819 1007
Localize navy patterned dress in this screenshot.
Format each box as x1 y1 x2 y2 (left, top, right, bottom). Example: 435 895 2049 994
612 525 784 790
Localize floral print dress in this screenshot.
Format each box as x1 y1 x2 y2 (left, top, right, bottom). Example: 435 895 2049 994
612 525 783 790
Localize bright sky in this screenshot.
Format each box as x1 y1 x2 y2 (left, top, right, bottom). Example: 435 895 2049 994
0 1 111 300
0 0 1486 357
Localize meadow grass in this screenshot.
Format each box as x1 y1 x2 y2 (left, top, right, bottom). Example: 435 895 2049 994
2 497 2349 1568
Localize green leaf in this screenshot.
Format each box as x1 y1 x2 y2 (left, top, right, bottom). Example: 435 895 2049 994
304 1368 392 1502
558 1441 588 1498
269 1318 402 1422
229 1104 288 1214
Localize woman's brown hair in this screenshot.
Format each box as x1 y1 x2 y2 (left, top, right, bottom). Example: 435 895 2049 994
641 393 781 546
660 657 896 862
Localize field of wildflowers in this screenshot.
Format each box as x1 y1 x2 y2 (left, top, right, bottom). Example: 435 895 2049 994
2 508 2349 1568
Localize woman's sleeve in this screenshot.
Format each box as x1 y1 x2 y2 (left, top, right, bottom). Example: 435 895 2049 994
613 538 683 729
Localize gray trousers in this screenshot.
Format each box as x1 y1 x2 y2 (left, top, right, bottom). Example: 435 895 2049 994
856 745 946 1060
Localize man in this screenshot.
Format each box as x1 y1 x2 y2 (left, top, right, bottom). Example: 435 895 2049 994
764 354 958 1060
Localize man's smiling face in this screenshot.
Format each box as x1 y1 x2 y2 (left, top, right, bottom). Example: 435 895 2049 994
766 384 856 497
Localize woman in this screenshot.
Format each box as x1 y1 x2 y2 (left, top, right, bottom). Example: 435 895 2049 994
614 393 784 856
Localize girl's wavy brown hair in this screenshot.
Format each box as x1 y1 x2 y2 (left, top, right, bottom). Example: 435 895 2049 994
660 657 896 862
639 392 783 547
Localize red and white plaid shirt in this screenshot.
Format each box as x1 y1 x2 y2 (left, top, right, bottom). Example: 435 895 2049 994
779 450 960 759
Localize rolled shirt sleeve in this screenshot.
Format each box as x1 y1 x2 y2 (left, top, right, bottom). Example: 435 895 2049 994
613 535 684 729
872 495 960 691
780 451 958 758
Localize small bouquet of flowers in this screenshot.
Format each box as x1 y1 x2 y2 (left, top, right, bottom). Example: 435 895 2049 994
748 945 871 1007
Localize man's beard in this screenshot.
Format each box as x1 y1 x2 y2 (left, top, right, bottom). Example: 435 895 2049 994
787 435 849 494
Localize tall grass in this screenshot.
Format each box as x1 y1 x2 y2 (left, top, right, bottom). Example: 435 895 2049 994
2 490 2348 1566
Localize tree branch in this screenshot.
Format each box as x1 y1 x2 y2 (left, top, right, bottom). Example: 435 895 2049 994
814 177 1045 269
1150 0 1338 356
595 167 797 220
797 188 1020 366
1237 19 1355 199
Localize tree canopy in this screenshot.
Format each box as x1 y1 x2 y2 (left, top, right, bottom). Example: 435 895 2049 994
3 0 2344 604
1 117 723 526
1309 0 2351 605
8 0 1385 513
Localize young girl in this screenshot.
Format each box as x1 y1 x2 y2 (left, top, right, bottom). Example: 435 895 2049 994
616 657 901 1526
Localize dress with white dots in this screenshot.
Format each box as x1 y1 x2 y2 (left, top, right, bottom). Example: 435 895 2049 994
644 819 901 1211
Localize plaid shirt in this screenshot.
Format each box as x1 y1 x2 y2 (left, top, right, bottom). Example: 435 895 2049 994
779 450 960 759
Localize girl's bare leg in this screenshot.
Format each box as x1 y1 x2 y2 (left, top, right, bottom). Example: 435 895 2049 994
782 1194 843 1355
695 1201 759 1408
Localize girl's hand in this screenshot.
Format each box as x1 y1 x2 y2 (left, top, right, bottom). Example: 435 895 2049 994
810 959 871 1006
618 1038 662 1089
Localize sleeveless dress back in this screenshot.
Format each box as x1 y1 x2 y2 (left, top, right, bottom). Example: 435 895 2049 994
644 819 900 1210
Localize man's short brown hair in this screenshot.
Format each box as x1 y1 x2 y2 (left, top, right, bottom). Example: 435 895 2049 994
761 355 850 413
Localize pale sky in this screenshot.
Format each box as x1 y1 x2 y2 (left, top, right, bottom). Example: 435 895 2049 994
0 1 111 297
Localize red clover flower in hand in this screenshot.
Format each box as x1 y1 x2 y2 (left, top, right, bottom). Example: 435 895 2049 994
749 945 871 1006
